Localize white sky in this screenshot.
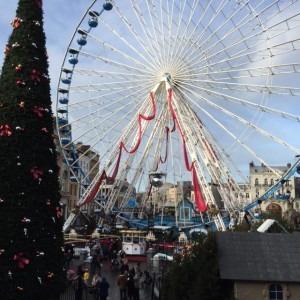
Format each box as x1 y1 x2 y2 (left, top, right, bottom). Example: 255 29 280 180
0 1 88 104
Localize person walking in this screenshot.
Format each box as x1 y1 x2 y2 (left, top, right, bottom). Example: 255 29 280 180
120 260 129 274
133 265 141 300
74 264 85 300
92 272 102 299
127 270 135 300
117 270 128 300
98 277 110 300
64 245 74 271
92 272 102 286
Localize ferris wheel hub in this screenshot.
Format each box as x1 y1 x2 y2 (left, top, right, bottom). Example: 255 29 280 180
163 73 172 80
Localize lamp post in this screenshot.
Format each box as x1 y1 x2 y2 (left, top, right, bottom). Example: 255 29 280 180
69 229 78 240
91 228 100 240
146 209 155 229
149 171 166 216
178 231 188 244
110 212 117 234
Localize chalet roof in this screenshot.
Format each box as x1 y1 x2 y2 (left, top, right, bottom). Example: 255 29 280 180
216 231 300 282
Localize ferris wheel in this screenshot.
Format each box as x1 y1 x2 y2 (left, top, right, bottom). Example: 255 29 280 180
57 0 300 232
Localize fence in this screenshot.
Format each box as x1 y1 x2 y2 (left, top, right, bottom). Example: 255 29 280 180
48 277 97 300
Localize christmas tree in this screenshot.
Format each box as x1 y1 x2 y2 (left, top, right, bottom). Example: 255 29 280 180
0 1 66 299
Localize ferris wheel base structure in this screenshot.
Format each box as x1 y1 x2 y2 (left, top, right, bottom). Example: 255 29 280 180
63 155 300 234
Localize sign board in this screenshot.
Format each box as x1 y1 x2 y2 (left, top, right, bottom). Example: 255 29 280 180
122 207 142 213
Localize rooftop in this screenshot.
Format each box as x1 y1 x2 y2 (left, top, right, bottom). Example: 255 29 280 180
216 231 300 282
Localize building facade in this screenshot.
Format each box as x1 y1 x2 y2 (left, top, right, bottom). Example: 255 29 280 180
249 162 300 213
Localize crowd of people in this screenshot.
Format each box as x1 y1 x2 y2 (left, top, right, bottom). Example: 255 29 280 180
74 260 110 300
65 242 146 300
117 261 142 300
72 255 143 300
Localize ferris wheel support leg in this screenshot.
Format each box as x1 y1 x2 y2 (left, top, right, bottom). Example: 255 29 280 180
213 212 227 231
63 212 78 233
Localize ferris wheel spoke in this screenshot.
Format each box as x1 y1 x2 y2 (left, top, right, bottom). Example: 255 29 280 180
67 78 155 94
191 0 280 58
179 37 300 81
112 109 170 211
136 0 164 66
66 93 153 149
97 14 160 71
114 1 164 70
171 0 228 70
192 78 300 97
71 69 150 80
64 86 154 137
178 84 300 155
177 90 283 177
191 62 300 81
172 0 222 62
74 46 155 76
191 83 300 123
176 0 250 70
180 99 251 207
203 34 300 74
183 5 300 74
164 0 176 69
60 89 157 164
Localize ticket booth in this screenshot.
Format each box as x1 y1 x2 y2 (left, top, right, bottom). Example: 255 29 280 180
120 230 147 255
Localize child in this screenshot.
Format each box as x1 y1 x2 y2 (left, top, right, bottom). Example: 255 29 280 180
83 268 89 282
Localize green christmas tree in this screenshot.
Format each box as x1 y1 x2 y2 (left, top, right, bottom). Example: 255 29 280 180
0 1 66 299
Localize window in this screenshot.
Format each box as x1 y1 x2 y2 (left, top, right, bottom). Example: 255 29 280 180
255 178 259 186
180 207 190 220
133 237 139 244
269 284 283 300
264 178 268 186
124 236 132 243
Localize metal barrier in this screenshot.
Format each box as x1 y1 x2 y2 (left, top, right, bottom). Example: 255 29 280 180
50 277 97 300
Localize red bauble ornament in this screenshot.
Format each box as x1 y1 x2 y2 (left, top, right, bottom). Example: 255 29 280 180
31 69 41 82
56 207 63 218
4 45 10 55
33 106 44 117
30 167 43 179
0 125 12 137
11 17 22 28
13 253 29 269
15 64 22 72
16 80 25 86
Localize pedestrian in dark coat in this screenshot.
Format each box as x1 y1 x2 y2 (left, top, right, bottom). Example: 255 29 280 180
74 264 85 300
120 260 129 274
127 272 135 300
98 277 110 300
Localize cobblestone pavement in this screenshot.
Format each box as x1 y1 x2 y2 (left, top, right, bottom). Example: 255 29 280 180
70 257 153 300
